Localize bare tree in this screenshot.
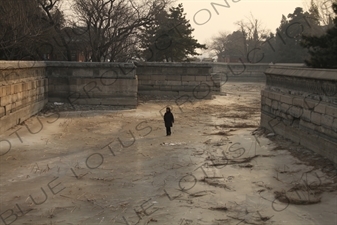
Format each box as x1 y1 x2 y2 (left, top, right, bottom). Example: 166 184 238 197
0 0 55 59
304 0 337 27
73 0 170 62
37 0 75 61
235 13 269 62
209 31 230 56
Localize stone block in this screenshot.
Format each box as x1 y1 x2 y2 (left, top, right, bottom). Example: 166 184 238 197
29 81 34 90
261 96 266 105
332 118 337 132
262 105 271 113
314 102 326 114
12 93 18 102
182 81 200 86
279 103 290 112
169 85 183 92
303 98 320 110
182 75 194 81
260 112 274 131
167 75 181 81
18 92 23 101
280 95 293 105
138 75 151 81
0 106 5 117
72 68 94 77
22 97 28 105
292 97 304 107
195 76 207 82
22 83 28 91
15 100 22 108
155 75 166 81
323 139 337 164
310 111 322 125
4 86 10 96
271 100 279 110
206 75 213 81
0 95 11 106
165 81 181 86
326 105 337 117
186 68 199 75
0 99 46 134
321 115 334 129
11 85 15 94
299 119 316 132
193 83 211 92
30 81 35 90
261 89 269 98
178 86 194 93
302 109 311 122
321 127 337 140
0 86 5 98
288 105 303 118
159 85 172 91
283 124 300 144
11 102 16 110
265 97 272 107
4 104 11 114
269 92 281 101
27 82 31 90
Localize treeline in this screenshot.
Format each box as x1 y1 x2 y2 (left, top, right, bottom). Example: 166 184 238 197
0 0 205 62
209 0 337 68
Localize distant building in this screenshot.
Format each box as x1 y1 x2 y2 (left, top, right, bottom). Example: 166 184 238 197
43 27 92 62
217 54 245 63
201 58 214 62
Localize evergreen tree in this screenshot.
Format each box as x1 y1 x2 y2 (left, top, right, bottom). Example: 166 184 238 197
273 8 309 63
260 32 277 63
141 4 206 62
301 3 337 68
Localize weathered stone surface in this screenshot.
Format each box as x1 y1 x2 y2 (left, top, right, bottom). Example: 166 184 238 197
326 105 337 117
135 63 217 96
321 115 334 129
261 66 337 164
310 111 322 125
280 95 293 105
271 100 278 109
314 102 326 114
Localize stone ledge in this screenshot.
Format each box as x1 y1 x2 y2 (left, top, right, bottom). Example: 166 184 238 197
45 61 136 69
265 66 337 81
135 62 212 68
0 61 47 69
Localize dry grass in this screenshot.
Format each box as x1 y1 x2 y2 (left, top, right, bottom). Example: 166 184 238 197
274 190 321 205
200 177 231 190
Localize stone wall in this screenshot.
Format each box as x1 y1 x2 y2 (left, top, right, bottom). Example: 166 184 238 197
135 62 219 99
211 63 305 83
46 62 138 107
260 66 337 164
0 61 48 134
0 61 222 134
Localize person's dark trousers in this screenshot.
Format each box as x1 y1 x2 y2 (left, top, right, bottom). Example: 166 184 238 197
166 126 171 136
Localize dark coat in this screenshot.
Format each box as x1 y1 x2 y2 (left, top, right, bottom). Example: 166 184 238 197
164 111 174 127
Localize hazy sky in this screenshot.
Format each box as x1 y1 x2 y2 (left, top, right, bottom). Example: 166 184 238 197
178 0 307 44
